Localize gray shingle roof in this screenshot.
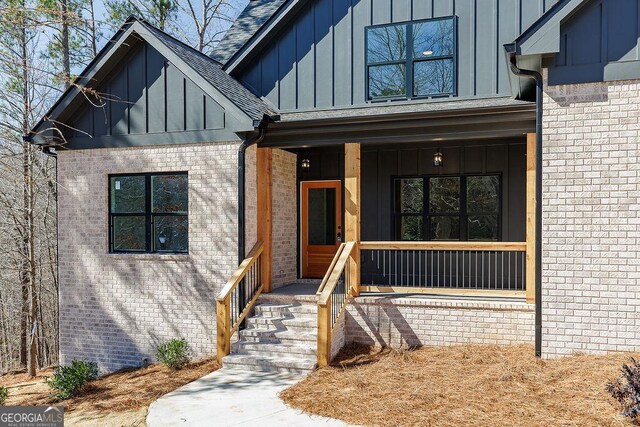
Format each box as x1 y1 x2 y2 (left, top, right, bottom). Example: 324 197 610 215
211 0 287 64
141 19 277 121
279 97 535 122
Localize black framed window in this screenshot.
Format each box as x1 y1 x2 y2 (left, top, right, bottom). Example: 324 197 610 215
366 17 456 101
109 173 188 253
393 175 500 241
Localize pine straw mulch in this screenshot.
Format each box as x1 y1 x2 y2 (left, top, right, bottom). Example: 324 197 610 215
1 358 218 426
280 344 637 427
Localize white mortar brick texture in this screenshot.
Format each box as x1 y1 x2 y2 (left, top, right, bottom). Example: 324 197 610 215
542 75 640 358
245 144 258 253
57 141 254 373
345 297 534 347
271 149 297 287
331 312 346 360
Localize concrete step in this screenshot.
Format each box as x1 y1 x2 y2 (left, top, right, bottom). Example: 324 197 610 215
245 315 317 331
222 353 316 374
238 327 317 344
253 303 318 318
232 341 316 357
257 293 319 305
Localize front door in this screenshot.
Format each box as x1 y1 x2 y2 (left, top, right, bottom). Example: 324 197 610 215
301 181 342 278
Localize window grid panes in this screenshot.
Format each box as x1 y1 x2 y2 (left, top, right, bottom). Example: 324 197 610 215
393 175 500 242
109 173 188 253
366 17 456 101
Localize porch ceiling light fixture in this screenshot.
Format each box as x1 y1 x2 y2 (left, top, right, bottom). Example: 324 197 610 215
301 158 311 170
433 149 444 167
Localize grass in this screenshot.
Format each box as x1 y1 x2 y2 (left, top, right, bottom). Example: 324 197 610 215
281 344 636 427
1 358 218 426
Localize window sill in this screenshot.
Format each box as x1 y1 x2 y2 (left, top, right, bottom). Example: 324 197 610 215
107 253 191 261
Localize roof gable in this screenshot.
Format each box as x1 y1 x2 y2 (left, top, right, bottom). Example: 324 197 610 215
512 0 591 55
32 17 275 146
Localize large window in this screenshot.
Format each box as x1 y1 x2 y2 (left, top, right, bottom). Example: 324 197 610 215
394 175 500 241
109 173 188 253
366 17 456 100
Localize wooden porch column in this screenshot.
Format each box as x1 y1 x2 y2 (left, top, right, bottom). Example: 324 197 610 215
526 133 536 304
345 143 361 297
257 147 273 293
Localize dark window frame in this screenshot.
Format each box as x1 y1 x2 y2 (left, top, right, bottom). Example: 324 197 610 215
365 16 458 102
392 174 502 242
108 172 189 254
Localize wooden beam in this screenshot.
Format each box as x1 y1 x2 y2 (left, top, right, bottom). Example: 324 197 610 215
317 300 331 367
345 143 361 297
526 133 536 305
257 148 273 293
216 297 230 364
359 241 527 252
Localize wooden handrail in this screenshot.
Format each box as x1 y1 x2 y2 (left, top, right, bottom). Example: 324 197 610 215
317 242 356 367
216 241 264 302
359 241 527 252
216 240 264 364
316 243 346 296
318 242 355 306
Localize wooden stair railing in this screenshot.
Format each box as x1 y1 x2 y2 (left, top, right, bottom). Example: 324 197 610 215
317 241 356 367
216 241 264 364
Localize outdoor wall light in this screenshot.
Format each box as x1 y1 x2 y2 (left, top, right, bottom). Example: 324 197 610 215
158 232 167 245
422 50 434 56
301 158 311 170
433 150 444 167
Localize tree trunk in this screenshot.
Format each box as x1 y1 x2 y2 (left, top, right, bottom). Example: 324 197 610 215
61 0 71 87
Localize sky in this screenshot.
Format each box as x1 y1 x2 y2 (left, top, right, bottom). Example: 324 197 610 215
90 0 249 53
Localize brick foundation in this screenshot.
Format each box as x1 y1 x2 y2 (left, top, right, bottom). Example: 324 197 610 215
345 297 534 348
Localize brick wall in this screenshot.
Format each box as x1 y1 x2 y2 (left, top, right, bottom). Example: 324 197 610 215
57 141 252 373
271 149 297 287
542 77 640 357
346 297 534 347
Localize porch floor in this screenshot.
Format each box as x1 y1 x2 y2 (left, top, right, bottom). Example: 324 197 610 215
270 281 526 303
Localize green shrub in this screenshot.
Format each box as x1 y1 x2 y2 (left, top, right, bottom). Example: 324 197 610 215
155 338 191 369
0 386 8 405
607 357 640 421
45 360 98 401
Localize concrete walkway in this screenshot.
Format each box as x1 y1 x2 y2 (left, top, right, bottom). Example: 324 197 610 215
147 368 353 426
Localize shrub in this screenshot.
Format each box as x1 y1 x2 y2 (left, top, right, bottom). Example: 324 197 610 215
0 386 7 405
45 360 98 401
607 357 640 420
155 338 191 370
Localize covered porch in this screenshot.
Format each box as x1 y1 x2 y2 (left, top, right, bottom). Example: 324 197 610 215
217 98 539 366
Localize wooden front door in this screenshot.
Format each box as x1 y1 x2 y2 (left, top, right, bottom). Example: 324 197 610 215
301 181 342 278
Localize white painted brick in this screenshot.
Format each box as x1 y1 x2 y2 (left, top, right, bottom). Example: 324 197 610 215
542 75 640 358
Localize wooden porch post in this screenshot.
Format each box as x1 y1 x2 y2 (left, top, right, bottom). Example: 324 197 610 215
526 133 536 304
257 148 273 293
345 143 361 297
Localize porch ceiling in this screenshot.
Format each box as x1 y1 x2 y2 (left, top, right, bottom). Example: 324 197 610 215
260 97 536 148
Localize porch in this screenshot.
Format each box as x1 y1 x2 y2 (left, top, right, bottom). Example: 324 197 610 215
217 100 538 367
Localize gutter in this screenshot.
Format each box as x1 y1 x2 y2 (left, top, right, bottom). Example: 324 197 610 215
504 43 543 358
237 116 269 264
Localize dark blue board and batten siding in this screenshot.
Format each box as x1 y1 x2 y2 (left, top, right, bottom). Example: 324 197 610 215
64 40 236 149
236 0 558 111
548 0 640 85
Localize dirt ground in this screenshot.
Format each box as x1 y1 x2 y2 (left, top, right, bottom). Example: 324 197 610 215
1 358 218 427
281 344 637 427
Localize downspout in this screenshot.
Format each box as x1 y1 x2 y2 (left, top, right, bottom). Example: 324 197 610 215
238 119 267 264
505 44 543 357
